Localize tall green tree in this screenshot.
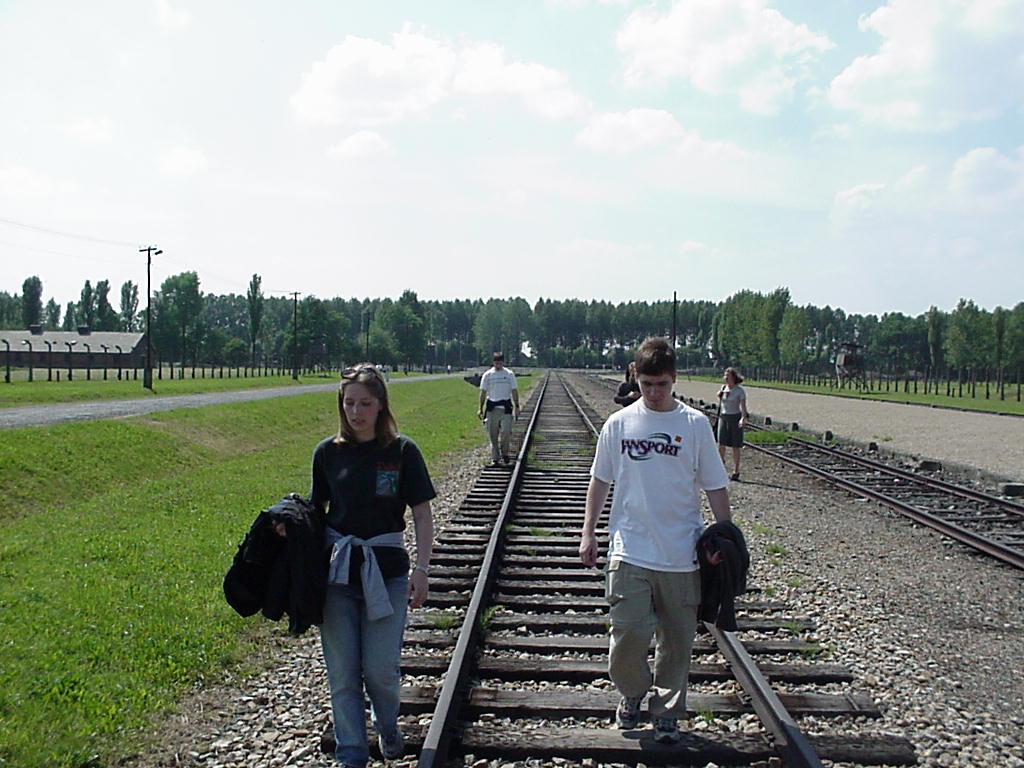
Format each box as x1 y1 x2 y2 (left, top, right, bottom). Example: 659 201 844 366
78 280 96 329
778 305 810 366
473 299 506 363
246 273 264 365
61 302 77 331
926 306 945 371
993 306 1007 374
1005 302 1024 374
504 297 534 363
21 276 43 328
154 272 203 364
945 298 992 372
45 298 61 329
94 280 118 330
377 300 424 370
0 292 19 327
758 287 790 366
120 281 139 331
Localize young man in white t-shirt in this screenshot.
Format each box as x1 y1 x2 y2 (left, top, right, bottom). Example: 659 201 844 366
579 337 731 744
477 352 521 466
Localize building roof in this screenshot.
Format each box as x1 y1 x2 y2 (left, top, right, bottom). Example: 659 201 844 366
0 329 145 351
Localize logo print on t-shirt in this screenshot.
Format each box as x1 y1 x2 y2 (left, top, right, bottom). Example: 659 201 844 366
620 432 681 461
375 467 400 497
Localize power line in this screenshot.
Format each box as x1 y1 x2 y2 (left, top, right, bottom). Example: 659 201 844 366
0 216 141 248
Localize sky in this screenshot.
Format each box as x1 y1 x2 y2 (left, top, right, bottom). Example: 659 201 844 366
1 0 1022 318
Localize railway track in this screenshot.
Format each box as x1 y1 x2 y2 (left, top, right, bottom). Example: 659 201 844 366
323 370 915 765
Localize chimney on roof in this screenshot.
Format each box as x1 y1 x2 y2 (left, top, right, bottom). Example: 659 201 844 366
77 325 92 335
29 324 43 335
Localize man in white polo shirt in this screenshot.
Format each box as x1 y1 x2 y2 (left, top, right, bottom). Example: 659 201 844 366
477 352 521 467
579 337 731 744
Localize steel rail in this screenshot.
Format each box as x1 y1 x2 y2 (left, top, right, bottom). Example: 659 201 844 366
783 437 1024 519
415 372 550 768
705 623 824 768
563 373 826 767
743 440 1024 570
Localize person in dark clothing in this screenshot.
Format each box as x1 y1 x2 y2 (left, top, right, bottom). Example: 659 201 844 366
290 363 435 768
614 362 641 406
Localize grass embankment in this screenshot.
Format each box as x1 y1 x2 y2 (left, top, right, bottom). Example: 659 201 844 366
683 375 1024 417
0 370 431 407
0 377 483 768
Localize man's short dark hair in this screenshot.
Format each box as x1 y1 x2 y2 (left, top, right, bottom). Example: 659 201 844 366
635 337 676 376
492 352 504 361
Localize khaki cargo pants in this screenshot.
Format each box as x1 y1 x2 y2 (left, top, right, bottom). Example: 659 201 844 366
605 559 701 719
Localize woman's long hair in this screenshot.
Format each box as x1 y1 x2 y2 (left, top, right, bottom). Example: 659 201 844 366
724 366 744 385
335 363 399 447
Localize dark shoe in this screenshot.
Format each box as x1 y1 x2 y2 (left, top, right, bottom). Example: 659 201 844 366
615 694 643 729
488 459 501 467
378 727 405 759
653 716 680 744
502 455 511 465
730 473 740 481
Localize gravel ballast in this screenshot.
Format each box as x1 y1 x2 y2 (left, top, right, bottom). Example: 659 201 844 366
119 375 1024 768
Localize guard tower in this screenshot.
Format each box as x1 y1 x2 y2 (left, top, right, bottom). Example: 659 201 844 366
835 341 867 389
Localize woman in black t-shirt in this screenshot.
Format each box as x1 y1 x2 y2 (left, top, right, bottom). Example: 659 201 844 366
312 364 435 767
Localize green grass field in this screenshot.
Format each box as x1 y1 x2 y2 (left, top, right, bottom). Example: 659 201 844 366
684 375 1024 417
0 369 433 407
0 376 490 768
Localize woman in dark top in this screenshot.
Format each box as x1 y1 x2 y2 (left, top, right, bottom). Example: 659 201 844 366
311 364 435 767
716 367 748 481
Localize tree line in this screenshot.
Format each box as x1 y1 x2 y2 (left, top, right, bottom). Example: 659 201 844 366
3 275 1022 380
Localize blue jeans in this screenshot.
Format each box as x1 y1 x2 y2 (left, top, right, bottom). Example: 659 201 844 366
321 575 408 767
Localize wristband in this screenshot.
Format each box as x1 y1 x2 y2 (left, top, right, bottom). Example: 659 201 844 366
412 565 430 576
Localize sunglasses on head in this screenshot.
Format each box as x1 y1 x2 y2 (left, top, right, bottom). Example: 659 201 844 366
342 365 380 379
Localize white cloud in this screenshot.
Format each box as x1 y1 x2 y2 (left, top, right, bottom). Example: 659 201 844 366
329 131 391 158
575 109 683 153
155 0 192 28
617 0 833 114
829 181 888 229
291 29 455 126
156 146 207 177
949 146 1024 203
830 145 1024 231
61 118 114 143
292 26 588 127
453 42 589 120
829 0 1024 130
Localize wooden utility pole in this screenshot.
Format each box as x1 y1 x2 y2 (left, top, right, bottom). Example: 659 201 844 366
139 246 162 389
290 292 300 380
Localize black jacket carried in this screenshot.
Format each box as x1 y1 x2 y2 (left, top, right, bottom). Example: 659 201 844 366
223 493 327 635
697 520 750 631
